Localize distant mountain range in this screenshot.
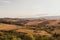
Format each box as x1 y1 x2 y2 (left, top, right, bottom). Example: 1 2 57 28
0 16 60 20
40 16 60 20
27 16 60 20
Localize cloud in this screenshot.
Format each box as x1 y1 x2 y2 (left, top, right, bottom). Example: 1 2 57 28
34 13 49 17
0 0 12 4
3 1 11 3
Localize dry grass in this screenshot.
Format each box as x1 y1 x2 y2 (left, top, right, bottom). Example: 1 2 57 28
0 23 18 31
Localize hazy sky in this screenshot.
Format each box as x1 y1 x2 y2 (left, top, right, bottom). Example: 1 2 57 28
0 0 60 18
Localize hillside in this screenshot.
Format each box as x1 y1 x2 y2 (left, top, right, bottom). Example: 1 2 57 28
0 18 60 40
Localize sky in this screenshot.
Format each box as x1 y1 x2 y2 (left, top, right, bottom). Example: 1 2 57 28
0 0 60 18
